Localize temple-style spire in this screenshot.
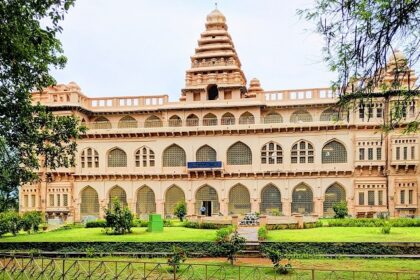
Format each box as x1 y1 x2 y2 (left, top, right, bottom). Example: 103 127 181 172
180 9 247 101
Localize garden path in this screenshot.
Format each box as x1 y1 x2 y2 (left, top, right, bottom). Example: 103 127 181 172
237 227 259 242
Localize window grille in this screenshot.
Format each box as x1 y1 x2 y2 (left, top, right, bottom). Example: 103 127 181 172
261 142 282 164
239 112 255 124
291 184 313 214
163 144 186 167
368 148 373 160
322 141 347 163
358 192 365 205
320 108 340 122
81 148 99 168
24 195 28 207
368 191 375 205
49 194 54 207
108 148 127 167
108 186 127 208
264 112 283 124
203 113 218 126
228 184 251 214
260 184 282 214
186 114 199 126
376 104 383 118
409 190 413 204
118 116 137 128
135 146 155 167
378 190 383 205
227 142 252 165
63 194 68 207
221 113 235 125
359 148 365 160
165 185 185 215
403 146 408 160
359 104 365 119
31 195 36 207
56 194 61 207
291 140 314 164
136 186 156 216
290 110 313 123
377 148 382 160
168 115 182 127
80 186 99 217
144 115 163 128
323 184 346 216
396 147 400 160
92 116 111 129
400 190 405 204
196 145 217 162
195 185 219 215
411 146 415 160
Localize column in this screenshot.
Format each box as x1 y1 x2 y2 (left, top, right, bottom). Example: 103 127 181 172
220 199 228 216
156 199 165 217
187 200 195 216
251 198 259 213
282 198 291 216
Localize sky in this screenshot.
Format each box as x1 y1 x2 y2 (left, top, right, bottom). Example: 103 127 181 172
50 1 352 100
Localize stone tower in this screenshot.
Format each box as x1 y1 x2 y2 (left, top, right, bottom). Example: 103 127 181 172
180 9 247 102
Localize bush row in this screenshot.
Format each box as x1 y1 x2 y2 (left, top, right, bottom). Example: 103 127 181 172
183 221 228 229
324 218 420 227
266 221 322 230
0 211 43 237
85 219 173 228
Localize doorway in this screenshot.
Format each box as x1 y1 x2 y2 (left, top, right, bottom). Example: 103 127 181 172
201 201 212 216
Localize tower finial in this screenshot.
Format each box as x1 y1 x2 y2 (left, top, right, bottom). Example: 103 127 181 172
215 1 218 9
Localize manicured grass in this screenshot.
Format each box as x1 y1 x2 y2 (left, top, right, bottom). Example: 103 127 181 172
0 227 217 242
267 227 420 242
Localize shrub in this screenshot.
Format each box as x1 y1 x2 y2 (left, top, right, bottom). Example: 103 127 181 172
132 219 148 227
217 229 245 265
333 201 348 218
264 247 293 275
85 220 107 228
270 209 282 216
382 222 392 234
258 226 268 241
104 198 134 235
163 219 174 227
173 202 187 222
184 221 227 229
215 226 234 242
167 246 187 272
0 211 22 236
21 211 43 234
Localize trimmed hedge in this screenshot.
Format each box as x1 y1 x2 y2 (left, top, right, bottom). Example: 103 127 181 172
183 221 228 229
85 219 173 228
266 221 322 230
325 218 420 227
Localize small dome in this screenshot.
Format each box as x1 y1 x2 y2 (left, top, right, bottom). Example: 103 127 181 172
248 78 263 97
68 81 81 90
387 50 407 66
250 78 261 87
206 9 226 24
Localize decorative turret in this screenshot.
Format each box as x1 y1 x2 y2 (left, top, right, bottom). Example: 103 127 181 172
247 78 264 98
381 50 417 89
180 8 247 102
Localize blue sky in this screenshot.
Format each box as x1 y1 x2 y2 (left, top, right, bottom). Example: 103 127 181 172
50 0 417 101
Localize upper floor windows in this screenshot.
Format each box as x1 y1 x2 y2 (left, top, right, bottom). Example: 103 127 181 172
81 148 99 168
227 142 252 165
291 140 314 163
135 146 155 167
203 113 218 126
108 148 127 167
261 142 282 164
393 138 417 161
186 114 199 126
163 144 186 167
221 112 235 125
196 145 217 162
264 112 283 124
290 110 312 123
320 108 342 122
239 112 255 125
359 102 384 120
169 115 182 127
118 116 137 128
92 116 111 129
145 115 162 128
322 140 347 163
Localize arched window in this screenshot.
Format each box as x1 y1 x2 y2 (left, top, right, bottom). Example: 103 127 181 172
80 186 99 218
320 108 340 122
186 114 199 126
136 186 156 216
207 84 219 100
239 112 255 124
144 115 163 128
168 115 182 127
291 140 314 164
92 116 111 129
165 185 185 215
195 185 219 216
203 113 218 126
163 144 186 167
108 148 127 167
196 145 217 162
228 184 251 214
108 185 127 208
81 148 99 168
264 112 283 124
292 183 313 214
322 140 347 163
135 146 155 167
260 184 282 214
227 142 252 165
118 116 137 128
261 142 282 164
290 110 313 123
221 112 235 125
323 184 346 216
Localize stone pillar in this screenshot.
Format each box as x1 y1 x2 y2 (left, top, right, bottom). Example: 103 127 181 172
128 199 136 215
220 199 228 216
251 198 259 213
197 215 204 223
156 199 165 216
259 215 267 226
314 198 323 216
99 199 106 219
282 198 291 216
294 214 304 229
231 215 239 227
187 201 195 216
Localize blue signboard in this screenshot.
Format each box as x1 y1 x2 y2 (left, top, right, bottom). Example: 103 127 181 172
187 161 222 169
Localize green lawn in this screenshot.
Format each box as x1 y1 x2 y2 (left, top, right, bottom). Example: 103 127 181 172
267 227 420 242
0 227 217 242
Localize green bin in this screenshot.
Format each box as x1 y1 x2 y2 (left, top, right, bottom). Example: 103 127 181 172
147 214 163 232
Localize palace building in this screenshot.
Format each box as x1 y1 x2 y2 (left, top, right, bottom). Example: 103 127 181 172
20 9 419 222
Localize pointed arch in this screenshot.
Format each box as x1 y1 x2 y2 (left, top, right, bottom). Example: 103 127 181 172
196 145 217 162
203 113 218 126
228 184 251 214
221 112 235 125
108 185 127 208
168 115 182 127
118 116 137 128
261 142 283 164
264 112 283 124
186 114 199 127
322 140 347 163
107 148 127 167
260 184 282 214
291 140 314 164
80 186 99 217
165 185 185 215
136 185 156 216
290 110 313 123
144 115 162 128
81 148 99 168
320 108 340 122
195 185 219 215
239 112 255 124
323 183 346 216
227 141 252 165
163 144 186 167
292 183 314 214
135 146 155 167
92 116 111 129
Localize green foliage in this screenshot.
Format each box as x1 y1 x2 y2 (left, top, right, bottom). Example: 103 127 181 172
173 201 187 222
183 221 228 229
266 221 323 230
264 247 293 274
258 226 268 241
382 222 392 234
167 246 187 272
132 219 148 227
215 226 234 242
21 211 43 234
104 198 134 235
270 209 282 216
217 229 246 265
0 211 22 236
325 218 420 227
85 220 107 228
163 219 174 227
333 201 348 218
85 247 95 258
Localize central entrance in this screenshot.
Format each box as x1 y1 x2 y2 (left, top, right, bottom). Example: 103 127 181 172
201 201 212 216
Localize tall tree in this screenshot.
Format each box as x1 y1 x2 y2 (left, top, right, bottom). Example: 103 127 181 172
0 1 84 211
299 0 420 131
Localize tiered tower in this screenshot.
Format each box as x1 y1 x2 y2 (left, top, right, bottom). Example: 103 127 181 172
180 9 247 101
